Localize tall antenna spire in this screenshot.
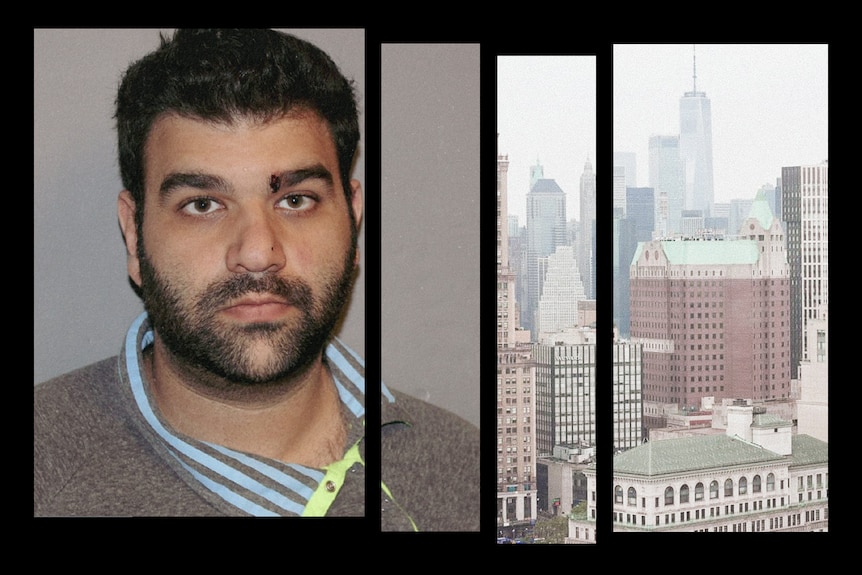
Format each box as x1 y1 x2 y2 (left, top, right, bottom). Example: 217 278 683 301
692 44 697 93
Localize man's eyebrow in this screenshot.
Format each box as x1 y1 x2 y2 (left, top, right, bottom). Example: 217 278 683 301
273 164 334 191
156 164 335 203
158 172 230 200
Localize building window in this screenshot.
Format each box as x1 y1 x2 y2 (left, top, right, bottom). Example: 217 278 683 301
724 479 734 497
710 481 719 499
753 475 761 493
767 473 775 492
816 330 826 362
739 477 748 495
695 482 704 501
664 486 674 506
628 487 637 506
680 484 690 504
615 485 623 504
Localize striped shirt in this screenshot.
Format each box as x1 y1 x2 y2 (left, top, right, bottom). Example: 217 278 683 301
120 311 371 517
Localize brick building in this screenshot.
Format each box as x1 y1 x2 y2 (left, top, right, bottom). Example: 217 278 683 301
629 191 790 413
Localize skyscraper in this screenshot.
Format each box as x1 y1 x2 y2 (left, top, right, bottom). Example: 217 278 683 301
613 152 637 188
648 134 684 236
612 165 627 218
579 159 596 299
537 245 587 339
781 161 828 380
625 186 656 243
679 46 714 218
525 176 568 339
613 215 638 339
497 137 538 528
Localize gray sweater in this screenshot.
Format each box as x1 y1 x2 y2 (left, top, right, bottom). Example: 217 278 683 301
34 355 479 530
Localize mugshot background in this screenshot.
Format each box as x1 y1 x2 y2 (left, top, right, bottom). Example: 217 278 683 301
33 29 366 383
381 44 481 428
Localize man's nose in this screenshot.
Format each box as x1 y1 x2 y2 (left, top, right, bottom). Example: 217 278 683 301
225 208 287 274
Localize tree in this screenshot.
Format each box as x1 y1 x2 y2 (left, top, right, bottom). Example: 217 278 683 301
532 515 568 544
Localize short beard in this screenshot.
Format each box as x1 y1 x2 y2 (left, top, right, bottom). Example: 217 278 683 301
137 241 356 390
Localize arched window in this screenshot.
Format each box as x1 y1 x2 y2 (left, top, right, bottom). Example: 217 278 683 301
752 475 762 493
724 478 734 497
709 480 719 499
615 485 623 504
739 477 748 495
627 487 637 506
680 484 690 504
695 482 704 501
767 473 775 492
664 486 675 506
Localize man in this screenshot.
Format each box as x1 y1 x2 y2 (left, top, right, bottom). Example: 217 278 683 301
34 29 479 530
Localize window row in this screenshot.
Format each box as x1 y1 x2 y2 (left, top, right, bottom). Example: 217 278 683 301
615 473 777 507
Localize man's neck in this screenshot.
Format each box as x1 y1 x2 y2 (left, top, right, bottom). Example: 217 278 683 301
144 340 347 468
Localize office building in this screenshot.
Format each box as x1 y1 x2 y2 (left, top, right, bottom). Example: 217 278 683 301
625 186 655 243
648 135 684 236
629 191 791 412
796 313 828 443
613 151 637 188
536 245 586 339
525 177 568 339
613 165 627 217
613 340 644 451
533 337 596 456
679 47 714 217
579 158 596 299
781 161 828 380
613 209 639 339
497 137 538 527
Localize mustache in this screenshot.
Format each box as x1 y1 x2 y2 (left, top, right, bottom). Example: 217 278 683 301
204 273 313 311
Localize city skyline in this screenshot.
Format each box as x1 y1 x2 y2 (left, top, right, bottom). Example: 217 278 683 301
614 43 828 205
497 55 597 224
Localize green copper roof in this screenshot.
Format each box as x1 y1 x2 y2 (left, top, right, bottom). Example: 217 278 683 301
613 434 785 477
663 240 759 265
632 240 760 267
747 189 774 230
631 191 781 267
789 435 829 468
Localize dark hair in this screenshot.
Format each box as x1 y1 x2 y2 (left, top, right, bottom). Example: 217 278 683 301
115 29 360 210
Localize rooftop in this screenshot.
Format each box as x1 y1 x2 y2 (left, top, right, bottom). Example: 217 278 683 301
612 434 826 477
529 178 565 195
659 239 759 266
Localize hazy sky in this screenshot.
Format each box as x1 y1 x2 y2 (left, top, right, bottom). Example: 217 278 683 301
497 55 597 223
614 43 829 204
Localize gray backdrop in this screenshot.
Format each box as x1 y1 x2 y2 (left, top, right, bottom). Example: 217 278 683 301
34 31 480 428
381 44 481 428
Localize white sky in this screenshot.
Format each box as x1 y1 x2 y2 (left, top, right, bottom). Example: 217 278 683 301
497 55 597 223
613 43 829 204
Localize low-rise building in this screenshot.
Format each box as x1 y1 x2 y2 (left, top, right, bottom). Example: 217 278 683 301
569 403 827 537
613 404 825 532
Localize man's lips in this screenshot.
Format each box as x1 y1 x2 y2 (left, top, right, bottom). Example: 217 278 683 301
220 295 293 322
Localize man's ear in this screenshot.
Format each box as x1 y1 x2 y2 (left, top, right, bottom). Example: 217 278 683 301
349 179 363 265
117 190 142 288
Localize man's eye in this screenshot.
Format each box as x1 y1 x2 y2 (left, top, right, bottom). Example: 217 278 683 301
181 197 221 215
278 194 316 211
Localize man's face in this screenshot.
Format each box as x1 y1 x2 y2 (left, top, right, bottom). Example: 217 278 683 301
119 111 363 386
